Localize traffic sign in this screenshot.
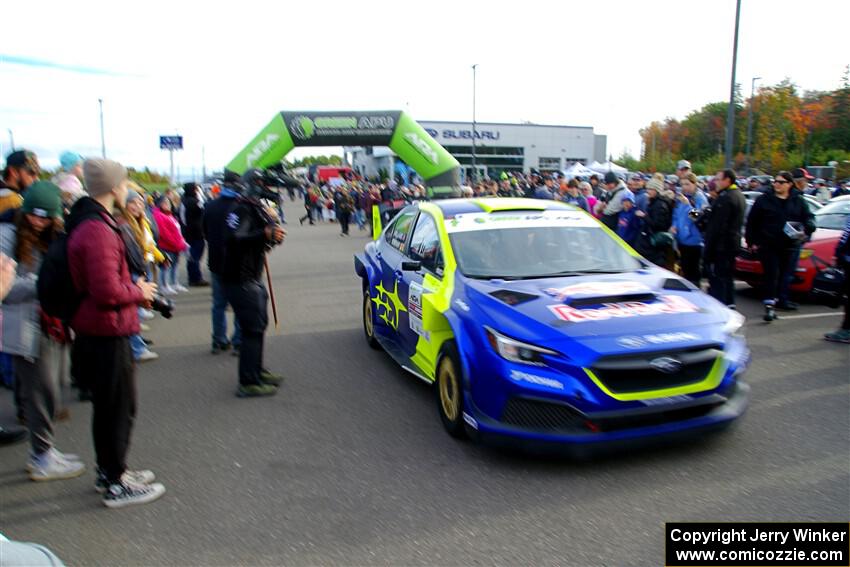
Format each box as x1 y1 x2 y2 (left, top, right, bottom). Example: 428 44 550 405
160 135 183 150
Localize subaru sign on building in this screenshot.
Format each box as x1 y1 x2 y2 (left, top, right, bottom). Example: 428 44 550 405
347 120 607 182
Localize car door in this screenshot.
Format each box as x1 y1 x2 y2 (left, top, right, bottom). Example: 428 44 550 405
399 211 445 358
371 207 418 351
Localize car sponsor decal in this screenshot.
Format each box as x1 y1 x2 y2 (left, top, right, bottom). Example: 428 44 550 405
509 369 565 390
616 332 700 349
445 210 597 233
544 281 650 300
549 294 699 323
371 280 407 330
407 281 430 341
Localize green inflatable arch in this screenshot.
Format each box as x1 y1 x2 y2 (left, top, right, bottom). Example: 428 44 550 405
227 111 460 194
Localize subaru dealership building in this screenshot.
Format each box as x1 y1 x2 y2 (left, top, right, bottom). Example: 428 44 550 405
346 120 607 182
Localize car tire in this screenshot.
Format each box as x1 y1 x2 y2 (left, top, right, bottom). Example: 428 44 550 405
435 342 467 439
363 288 381 350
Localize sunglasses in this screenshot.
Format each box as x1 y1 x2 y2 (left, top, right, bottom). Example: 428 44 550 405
773 179 790 184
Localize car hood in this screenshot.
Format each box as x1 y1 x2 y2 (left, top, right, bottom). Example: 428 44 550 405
459 270 733 362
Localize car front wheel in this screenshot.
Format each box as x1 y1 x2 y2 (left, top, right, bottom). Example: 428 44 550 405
436 342 467 439
363 288 381 350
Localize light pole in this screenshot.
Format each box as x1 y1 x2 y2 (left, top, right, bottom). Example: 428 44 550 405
724 0 742 169
98 98 106 158
745 76 760 171
7 129 14 151
471 64 478 184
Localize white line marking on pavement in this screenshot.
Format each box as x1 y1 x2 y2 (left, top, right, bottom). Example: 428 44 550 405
747 312 842 323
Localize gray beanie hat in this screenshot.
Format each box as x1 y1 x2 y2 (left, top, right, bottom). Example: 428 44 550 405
83 158 127 198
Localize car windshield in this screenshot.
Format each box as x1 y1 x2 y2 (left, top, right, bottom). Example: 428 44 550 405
814 201 850 230
450 225 642 279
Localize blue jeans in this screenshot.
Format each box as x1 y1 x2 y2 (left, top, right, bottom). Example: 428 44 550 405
130 334 147 359
779 246 802 304
211 273 241 347
159 252 179 287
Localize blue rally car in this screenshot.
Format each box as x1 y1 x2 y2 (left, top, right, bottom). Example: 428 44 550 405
354 198 750 454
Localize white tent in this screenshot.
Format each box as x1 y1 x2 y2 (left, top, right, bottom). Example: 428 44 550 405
589 160 628 174
562 162 597 178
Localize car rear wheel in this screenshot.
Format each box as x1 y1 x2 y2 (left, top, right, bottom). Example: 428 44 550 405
363 288 381 350
436 342 467 439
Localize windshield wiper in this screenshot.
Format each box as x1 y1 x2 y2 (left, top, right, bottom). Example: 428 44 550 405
520 269 630 279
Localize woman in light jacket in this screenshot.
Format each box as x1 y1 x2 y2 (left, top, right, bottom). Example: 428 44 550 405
0 181 85 481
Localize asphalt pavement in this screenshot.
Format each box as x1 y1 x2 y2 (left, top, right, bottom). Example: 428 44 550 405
1 199 848 566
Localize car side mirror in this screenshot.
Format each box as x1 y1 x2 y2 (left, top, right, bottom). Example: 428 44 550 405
402 260 422 272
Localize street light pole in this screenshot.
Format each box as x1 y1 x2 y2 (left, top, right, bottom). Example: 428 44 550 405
98 98 106 158
745 76 761 171
7 129 14 151
471 64 478 184
724 0 742 169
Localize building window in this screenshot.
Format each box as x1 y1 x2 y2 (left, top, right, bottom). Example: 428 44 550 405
538 157 561 170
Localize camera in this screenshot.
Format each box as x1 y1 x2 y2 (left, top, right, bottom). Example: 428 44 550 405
150 295 174 319
688 206 712 232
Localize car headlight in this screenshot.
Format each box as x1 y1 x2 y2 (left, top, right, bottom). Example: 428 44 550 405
722 310 746 335
484 326 557 366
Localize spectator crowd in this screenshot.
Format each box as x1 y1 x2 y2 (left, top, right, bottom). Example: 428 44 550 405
1 147 848 513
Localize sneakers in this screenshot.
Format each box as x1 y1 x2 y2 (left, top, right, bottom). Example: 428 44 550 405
103 480 166 509
763 304 777 322
161 285 178 296
139 308 155 321
29 449 86 481
211 341 231 355
260 369 284 386
824 328 850 344
136 349 159 363
140 323 151 332
173 284 189 293
26 447 82 471
231 344 241 357
95 467 156 493
236 383 278 398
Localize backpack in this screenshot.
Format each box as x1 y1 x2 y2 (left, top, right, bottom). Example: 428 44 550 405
37 212 104 322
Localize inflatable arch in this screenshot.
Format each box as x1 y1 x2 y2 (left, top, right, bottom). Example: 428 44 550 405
227 111 460 195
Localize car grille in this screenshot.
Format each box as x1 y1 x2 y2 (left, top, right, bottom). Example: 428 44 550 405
589 347 721 394
501 398 587 432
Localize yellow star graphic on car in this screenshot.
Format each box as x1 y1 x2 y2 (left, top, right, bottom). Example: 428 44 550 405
371 280 408 330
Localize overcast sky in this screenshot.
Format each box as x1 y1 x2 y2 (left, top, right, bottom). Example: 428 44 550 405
2 0 848 177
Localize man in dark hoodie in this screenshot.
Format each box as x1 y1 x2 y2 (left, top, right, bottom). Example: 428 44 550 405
180 182 209 287
704 169 747 308
203 171 243 354
67 158 165 508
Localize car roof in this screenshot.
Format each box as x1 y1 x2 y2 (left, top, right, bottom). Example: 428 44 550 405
432 198 572 218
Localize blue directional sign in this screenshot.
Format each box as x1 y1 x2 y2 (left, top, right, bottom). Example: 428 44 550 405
160 135 183 150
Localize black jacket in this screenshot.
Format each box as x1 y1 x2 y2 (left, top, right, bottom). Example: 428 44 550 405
202 193 239 275
221 199 271 284
745 190 815 249
703 185 747 263
643 195 674 234
181 192 205 241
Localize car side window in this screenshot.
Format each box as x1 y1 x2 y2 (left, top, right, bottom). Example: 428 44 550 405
387 211 417 252
408 213 443 276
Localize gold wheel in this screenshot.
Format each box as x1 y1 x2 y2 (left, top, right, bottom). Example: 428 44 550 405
364 293 374 338
438 356 460 422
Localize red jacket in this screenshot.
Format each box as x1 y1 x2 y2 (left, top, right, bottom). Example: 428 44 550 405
67 198 144 337
153 207 188 253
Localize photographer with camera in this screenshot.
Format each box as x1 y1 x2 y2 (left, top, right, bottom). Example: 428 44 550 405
671 172 709 286
745 170 815 322
67 159 165 508
222 169 286 398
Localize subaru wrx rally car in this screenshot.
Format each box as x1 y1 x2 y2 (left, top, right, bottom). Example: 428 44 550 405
354 198 749 454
